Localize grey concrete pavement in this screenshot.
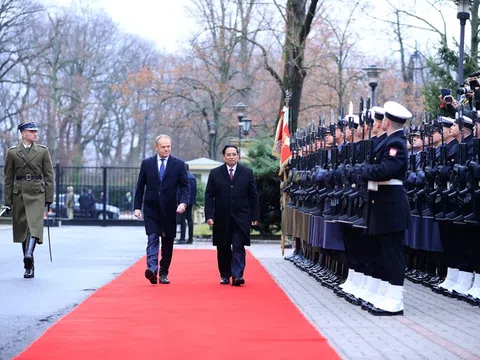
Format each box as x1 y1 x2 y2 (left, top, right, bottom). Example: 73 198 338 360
256 248 480 360
0 226 146 360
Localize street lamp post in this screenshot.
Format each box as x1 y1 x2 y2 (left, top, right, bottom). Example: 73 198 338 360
237 117 252 161
362 65 385 106
208 121 216 159
455 0 472 100
233 102 247 160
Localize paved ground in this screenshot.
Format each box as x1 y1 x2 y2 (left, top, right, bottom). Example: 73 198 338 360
1 226 479 359
255 250 480 360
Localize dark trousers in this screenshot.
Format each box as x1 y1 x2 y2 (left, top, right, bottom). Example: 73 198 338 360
146 233 174 276
342 226 368 274
217 221 246 279
374 231 406 286
179 205 193 241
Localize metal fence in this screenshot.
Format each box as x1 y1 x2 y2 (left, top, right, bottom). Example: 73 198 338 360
1 164 141 222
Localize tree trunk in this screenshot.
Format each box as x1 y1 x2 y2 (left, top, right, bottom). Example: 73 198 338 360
279 0 318 133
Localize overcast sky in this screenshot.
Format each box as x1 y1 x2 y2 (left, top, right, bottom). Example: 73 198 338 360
43 0 467 61
44 0 196 52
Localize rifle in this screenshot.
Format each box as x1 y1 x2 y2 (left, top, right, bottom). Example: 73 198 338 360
422 115 440 219
323 109 341 219
434 117 452 220
338 97 365 224
352 98 375 229
446 106 469 223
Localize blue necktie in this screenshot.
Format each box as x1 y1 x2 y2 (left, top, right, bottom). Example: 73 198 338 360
159 158 165 181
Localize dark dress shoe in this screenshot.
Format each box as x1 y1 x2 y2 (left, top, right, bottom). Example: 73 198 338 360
24 266 34 279
370 307 403 316
220 277 230 285
232 277 245 286
144 269 157 284
361 301 374 311
160 275 170 284
345 294 362 306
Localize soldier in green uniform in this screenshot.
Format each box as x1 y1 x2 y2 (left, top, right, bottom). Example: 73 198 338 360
3 119 55 278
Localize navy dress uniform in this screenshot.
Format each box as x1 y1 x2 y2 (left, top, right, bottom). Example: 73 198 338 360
360 101 412 316
3 119 55 278
435 114 478 297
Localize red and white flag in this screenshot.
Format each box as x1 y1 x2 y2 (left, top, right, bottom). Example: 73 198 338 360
272 106 292 174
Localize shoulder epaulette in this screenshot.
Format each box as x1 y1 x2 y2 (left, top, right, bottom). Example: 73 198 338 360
8 146 16 150
37 144 48 149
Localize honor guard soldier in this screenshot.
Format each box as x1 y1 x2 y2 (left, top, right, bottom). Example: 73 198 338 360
3 119 55 278
371 106 385 141
360 101 412 316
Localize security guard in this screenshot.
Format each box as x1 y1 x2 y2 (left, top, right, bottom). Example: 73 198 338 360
4 119 54 278
361 101 412 316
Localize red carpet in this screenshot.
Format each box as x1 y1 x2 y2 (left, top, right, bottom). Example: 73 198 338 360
16 250 340 360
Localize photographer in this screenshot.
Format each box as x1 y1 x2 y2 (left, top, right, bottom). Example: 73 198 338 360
438 88 457 118
457 72 480 111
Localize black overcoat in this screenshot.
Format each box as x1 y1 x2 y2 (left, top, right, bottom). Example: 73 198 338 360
204 163 260 247
361 129 411 235
134 155 190 238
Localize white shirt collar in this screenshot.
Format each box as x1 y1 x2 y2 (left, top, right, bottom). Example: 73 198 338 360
227 163 237 174
23 142 31 149
158 155 169 163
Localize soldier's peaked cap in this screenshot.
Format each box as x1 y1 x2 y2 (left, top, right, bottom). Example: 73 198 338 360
440 116 455 127
371 106 385 121
18 119 38 132
410 125 421 136
383 101 412 124
455 112 474 129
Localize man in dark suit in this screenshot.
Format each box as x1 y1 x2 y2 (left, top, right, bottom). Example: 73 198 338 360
361 101 412 316
178 163 197 244
205 145 260 286
134 134 190 285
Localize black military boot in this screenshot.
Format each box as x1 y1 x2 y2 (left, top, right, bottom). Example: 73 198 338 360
23 236 37 279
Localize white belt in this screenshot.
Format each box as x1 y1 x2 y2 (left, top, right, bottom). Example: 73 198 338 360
368 179 403 191
377 179 403 185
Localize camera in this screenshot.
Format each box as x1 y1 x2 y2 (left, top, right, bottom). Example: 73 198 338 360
457 86 472 95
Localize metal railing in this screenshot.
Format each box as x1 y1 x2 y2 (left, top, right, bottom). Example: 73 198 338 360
1 164 141 223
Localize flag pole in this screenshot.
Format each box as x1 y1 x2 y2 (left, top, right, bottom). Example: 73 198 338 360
281 89 292 256
281 180 287 256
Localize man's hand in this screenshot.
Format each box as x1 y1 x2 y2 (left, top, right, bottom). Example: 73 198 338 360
251 221 258 226
207 219 214 226
3 205 11 214
134 209 142 220
176 203 186 214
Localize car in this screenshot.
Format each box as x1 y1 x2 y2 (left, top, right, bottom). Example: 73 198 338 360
49 194 120 219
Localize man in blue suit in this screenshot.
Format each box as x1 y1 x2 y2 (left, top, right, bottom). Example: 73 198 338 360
134 135 190 285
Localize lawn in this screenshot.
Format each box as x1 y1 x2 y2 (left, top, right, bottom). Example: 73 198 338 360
192 223 280 237
193 223 213 237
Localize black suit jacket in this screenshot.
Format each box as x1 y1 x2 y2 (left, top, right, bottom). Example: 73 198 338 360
361 129 411 235
204 163 260 247
134 155 190 237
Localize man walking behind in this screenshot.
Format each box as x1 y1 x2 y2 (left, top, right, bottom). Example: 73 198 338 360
205 145 260 286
